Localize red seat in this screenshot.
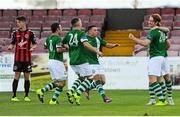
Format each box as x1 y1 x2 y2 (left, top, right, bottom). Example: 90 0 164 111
29 16 44 22
0 22 11 31
144 15 150 21
161 21 173 30
78 15 90 22
161 8 175 15
0 31 10 38
173 21 180 30
146 9 160 15
18 10 32 17
135 51 148 56
78 9 91 16
60 31 68 37
92 9 106 16
90 16 105 23
171 30 180 37
3 10 17 16
44 16 60 22
28 21 42 31
175 9 180 16
41 31 51 38
0 16 15 22
48 9 62 16
174 15 180 21
162 15 174 21
0 10 2 16
61 21 71 30
142 21 149 30
170 39 180 44
33 10 47 16
63 9 77 16
167 51 178 56
60 16 74 23
169 44 180 51
33 31 41 39
42 22 55 31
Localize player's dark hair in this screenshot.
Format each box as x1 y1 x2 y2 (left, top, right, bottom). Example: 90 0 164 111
151 14 162 26
51 23 60 33
71 18 80 27
87 25 96 32
16 16 26 22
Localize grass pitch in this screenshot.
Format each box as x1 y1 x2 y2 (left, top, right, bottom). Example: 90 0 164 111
0 90 180 116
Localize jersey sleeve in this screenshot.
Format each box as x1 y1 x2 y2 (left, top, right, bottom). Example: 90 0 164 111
99 37 107 46
30 31 37 44
147 30 155 41
56 38 63 48
80 32 88 43
11 31 16 45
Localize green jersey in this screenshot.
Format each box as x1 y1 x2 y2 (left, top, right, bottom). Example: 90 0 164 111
45 34 63 62
62 29 88 65
86 36 107 64
147 28 168 58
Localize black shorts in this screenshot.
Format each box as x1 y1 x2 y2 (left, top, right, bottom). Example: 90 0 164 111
13 62 32 72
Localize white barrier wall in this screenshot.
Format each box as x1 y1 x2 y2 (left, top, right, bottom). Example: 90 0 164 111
68 57 180 90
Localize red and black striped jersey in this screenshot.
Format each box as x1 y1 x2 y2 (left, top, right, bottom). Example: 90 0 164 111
11 29 37 63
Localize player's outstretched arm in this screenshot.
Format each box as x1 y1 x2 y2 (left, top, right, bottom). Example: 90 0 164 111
105 43 120 48
83 42 103 56
134 47 148 54
129 33 151 47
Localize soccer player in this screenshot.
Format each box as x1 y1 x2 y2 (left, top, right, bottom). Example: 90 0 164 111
129 14 169 106
62 18 102 105
135 27 174 106
36 23 68 105
8 16 37 102
84 25 120 103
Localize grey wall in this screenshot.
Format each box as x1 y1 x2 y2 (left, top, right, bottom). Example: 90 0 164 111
107 9 146 30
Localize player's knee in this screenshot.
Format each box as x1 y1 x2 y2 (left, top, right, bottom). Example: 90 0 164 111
54 80 66 87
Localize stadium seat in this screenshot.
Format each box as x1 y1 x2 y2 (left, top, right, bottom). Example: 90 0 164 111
174 15 180 21
0 22 11 31
78 9 91 16
42 21 55 31
44 16 60 22
0 16 15 22
28 21 42 31
29 16 44 22
161 21 173 30
171 30 180 36
60 31 68 37
175 9 180 16
162 15 174 21
142 21 149 30
48 9 62 16
0 10 2 16
146 8 160 15
33 31 41 39
33 10 47 16
173 21 180 30
63 9 77 16
169 44 180 51
144 15 150 21
18 10 32 17
78 15 90 22
3 10 17 16
170 39 180 44
41 31 51 38
92 9 106 16
135 51 148 56
161 8 175 15
90 16 105 23
60 16 74 23
61 21 71 30
167 51 179 56
0 31 10 40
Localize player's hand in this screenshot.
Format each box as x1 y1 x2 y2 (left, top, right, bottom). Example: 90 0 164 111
97 51 103 57
114 43 120 47
134 49 140 54
129 33 135 40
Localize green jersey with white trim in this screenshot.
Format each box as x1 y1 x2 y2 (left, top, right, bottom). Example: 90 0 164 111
45 35 63 62
86 36 107 64
62 29 88 65
147 28 168 58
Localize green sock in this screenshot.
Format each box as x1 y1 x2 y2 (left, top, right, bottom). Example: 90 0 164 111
52 87 63 101
165 81 172 98
41 82 56 93
76 79 93 96
71 78 84 92
95 80 105 98
159 82 167 97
